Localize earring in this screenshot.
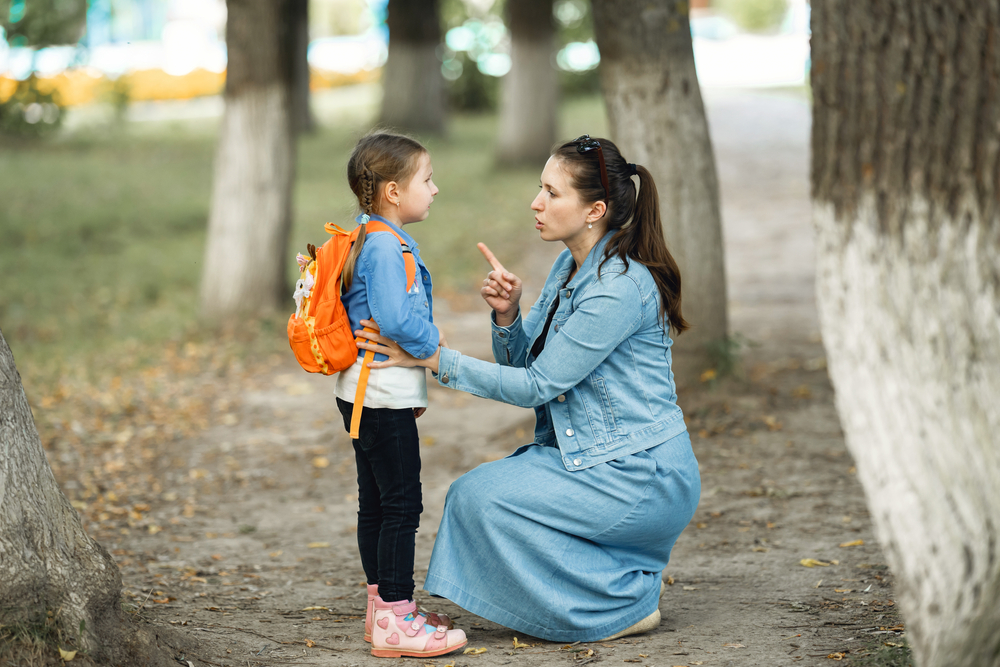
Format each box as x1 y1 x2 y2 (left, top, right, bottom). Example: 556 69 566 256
396 201 400 207
588 223 593 229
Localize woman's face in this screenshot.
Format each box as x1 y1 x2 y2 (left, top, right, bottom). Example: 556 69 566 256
530 157 601 245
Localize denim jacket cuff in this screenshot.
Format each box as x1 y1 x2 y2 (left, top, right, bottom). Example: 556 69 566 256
491 309 522 342
435 347 461 388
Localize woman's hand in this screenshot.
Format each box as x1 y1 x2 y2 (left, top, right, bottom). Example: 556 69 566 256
356 320 441 373
478 243 522 326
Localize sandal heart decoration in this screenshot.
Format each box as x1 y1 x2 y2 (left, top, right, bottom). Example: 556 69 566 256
385 633 400 645
377 617 389 629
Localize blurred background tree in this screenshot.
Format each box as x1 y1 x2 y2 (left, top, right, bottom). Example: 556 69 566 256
379 0 446 133
0 0 86 136
200 0 300 319
494 0 556 166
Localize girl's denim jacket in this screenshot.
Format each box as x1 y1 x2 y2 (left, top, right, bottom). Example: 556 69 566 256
435 232 687 471
341 214 438 362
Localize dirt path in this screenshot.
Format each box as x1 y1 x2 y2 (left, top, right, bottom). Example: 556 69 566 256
100 91 904 666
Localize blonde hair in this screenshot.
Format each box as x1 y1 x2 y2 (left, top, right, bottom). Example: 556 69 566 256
342 131 427 291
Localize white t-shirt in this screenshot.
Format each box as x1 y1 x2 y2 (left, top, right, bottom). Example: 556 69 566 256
335 357 428 409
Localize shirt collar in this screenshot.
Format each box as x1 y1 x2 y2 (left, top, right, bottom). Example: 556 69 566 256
356 213 418 249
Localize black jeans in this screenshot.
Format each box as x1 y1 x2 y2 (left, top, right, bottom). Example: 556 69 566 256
337 398 423 603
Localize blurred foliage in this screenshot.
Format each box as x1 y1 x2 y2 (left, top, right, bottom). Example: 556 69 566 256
445 50 498 112
0 75 63 136
716 0 788 33
0 0 87 47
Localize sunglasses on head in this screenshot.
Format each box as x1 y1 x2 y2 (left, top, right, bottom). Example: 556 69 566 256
574 134 610 201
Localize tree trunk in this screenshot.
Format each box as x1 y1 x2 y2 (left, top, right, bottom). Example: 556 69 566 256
200 0 297 318
0 329 151 662
291 0 315 135
592 0 727 387
811 2 1000 666
495 0 557 166
379 0 446 134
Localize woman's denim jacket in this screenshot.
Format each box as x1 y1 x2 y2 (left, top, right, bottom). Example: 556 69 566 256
435 232 687 471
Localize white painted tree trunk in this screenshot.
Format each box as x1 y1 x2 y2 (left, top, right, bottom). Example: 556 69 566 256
812 2 1000 664
815 200 1000 666
201 85 295 317
200 0 297 319
0 329 123 655
593 0 727 386
496 0 557 166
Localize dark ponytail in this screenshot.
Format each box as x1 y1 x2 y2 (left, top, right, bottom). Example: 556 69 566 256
552 137 690 334
342 131 427 291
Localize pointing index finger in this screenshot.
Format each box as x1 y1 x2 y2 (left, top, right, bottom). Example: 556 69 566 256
477 242 506 275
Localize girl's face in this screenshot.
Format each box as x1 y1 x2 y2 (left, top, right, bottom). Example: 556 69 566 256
396 152 438 225
530 157 602 245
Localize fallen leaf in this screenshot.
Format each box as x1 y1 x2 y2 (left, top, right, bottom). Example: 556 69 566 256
307 542 330 549
834 588 853 593
682 585 698 591
639 655 648 658
463 647 487 655
269 550 283 558
839 540 864 548
723 642 747 648
700 369 717 382
692 663 704 666
211 554 223 561
827 652 846 660
884 642 903 647
304 639 316 648
302 606 330 611
312 457 329 469
666 575 675 585
800 558 832 568
512 637 533 649
59 648 77 662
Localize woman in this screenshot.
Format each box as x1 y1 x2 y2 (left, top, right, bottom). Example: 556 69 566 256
355 135 701 642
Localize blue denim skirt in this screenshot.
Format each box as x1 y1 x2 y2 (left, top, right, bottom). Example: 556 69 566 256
423 430 700 642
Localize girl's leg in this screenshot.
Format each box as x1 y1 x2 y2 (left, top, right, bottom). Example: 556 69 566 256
337 398 382 586
360 408 422 603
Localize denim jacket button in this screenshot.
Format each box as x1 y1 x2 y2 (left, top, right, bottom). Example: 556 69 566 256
441 373 450 384
557 394 566 402
565 428 574 437
573 458 581 466
497 331 506 338
554 324 560 332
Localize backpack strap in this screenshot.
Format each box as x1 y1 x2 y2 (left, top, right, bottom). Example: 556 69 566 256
350 323 378 439
349 220 417 292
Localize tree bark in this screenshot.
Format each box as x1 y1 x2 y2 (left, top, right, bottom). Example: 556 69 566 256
0 330 126 660
592 0 726 387
200 0 298 318
379 0 446 134
495 0 557 166
290 0 315 135
811 2 1000 666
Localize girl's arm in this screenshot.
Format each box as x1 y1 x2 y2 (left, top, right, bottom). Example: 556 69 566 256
360 233 439 360
356 270 645 408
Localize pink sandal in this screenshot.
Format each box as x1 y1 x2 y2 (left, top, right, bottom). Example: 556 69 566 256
370 598 467 658
364 585 454 643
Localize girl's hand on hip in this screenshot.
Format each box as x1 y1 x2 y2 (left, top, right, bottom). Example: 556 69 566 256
478 242 522 324
356 320 441 373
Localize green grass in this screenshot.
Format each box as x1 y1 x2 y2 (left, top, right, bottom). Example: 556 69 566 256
0 92 607 383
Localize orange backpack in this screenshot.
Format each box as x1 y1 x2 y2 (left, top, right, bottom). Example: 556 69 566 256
287 219 416 437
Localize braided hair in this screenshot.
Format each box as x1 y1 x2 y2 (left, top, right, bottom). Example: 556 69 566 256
342 132 427 291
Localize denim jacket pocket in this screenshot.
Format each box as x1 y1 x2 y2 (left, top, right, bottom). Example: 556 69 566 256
592 375 619 435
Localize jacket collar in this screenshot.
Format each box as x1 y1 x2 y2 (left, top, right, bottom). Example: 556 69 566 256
356 213 418 250
555 231 615 287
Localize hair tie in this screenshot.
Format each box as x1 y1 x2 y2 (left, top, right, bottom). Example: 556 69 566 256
627 163 638 176
360 213 370 224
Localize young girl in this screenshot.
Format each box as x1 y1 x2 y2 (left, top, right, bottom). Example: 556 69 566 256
335 132 466 658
